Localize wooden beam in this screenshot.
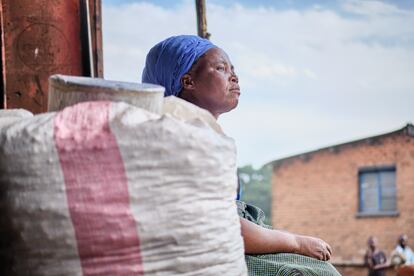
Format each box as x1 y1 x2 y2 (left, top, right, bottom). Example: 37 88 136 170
93 0 104 78
195 0 210 39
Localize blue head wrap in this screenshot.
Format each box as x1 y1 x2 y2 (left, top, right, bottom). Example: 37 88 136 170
142 35 216 97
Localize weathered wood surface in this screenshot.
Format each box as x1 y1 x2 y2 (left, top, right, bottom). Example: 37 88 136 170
195 0 210 39
0 0 103 113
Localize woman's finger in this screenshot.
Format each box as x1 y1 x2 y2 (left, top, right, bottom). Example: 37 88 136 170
320 251 326 261
326 244 333 255
325 250 331 261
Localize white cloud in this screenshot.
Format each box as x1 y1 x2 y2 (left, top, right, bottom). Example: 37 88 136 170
102 1 414 167
303 69 318 80
342 0 405 16
102 1 196 81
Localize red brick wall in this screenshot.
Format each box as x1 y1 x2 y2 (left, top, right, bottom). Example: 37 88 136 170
271 133 414 266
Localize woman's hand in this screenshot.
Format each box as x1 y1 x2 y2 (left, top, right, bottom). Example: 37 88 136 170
241 218 333 261
294 235 332 261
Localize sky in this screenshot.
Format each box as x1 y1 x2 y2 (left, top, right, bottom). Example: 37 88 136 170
101 0 414 168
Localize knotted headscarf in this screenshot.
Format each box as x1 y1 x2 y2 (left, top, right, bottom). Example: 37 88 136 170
142 35 216 97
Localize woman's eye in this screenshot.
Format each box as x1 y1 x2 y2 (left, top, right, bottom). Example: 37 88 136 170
217 65 225 71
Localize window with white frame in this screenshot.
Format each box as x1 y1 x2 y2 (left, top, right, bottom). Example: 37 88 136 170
359 166 397 214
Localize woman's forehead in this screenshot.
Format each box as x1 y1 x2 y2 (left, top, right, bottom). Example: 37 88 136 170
208 48 231 62
190 47 233 73
195 47 231 66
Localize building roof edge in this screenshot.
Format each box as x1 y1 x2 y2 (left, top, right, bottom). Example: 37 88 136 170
266 123 414 167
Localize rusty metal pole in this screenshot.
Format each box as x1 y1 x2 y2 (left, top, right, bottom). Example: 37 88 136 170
195 0 210 39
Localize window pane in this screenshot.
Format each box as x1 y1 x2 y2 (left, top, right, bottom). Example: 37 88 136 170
380 171 396 187
382 198 396 211
361 173 378 211
382 186 396 196
359 168 397 213
380 170 396 211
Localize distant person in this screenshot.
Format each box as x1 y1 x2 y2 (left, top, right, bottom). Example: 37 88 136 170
364 236 389 276
394 234 414 265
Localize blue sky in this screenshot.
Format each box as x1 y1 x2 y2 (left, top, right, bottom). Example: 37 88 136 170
103 0 414 9
102 0 414 167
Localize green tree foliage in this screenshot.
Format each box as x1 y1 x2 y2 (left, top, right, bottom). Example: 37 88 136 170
238 164 272 226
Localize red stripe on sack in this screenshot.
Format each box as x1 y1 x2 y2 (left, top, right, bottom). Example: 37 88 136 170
54 101 143 275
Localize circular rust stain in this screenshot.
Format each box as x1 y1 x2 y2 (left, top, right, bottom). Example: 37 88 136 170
17 23 70 72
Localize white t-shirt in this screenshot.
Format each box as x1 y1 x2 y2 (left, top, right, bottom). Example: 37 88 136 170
396 245 414 264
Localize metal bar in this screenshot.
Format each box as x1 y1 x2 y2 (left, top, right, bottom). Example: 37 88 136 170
85 0 95 77
0 2 5 109
377 172 382 211
359 173 364 212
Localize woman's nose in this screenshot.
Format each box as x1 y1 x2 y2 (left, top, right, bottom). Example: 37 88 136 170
230 73 239 83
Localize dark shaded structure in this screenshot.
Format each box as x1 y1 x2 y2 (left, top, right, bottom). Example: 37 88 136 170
0 0 103 113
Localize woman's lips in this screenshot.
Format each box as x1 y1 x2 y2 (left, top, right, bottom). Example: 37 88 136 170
230 87 241 95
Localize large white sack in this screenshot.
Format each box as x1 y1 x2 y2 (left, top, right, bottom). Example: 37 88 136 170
0 99 246 276
0 109 33 128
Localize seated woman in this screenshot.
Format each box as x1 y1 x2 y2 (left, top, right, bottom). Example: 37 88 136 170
142 35 340 276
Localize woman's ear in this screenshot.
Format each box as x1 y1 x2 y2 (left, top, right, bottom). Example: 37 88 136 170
181 73 195 90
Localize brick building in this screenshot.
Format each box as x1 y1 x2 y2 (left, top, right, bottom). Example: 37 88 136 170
269 124 414 275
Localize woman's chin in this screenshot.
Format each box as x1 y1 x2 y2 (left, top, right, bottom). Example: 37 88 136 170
227 100 239 112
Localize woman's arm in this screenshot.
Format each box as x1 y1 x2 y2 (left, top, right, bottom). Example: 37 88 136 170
240 217 332 261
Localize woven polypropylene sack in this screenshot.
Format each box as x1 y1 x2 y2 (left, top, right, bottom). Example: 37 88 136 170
0 109 33 128
0 100 247 276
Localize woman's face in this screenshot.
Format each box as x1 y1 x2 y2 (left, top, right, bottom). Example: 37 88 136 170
179 47 240 118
